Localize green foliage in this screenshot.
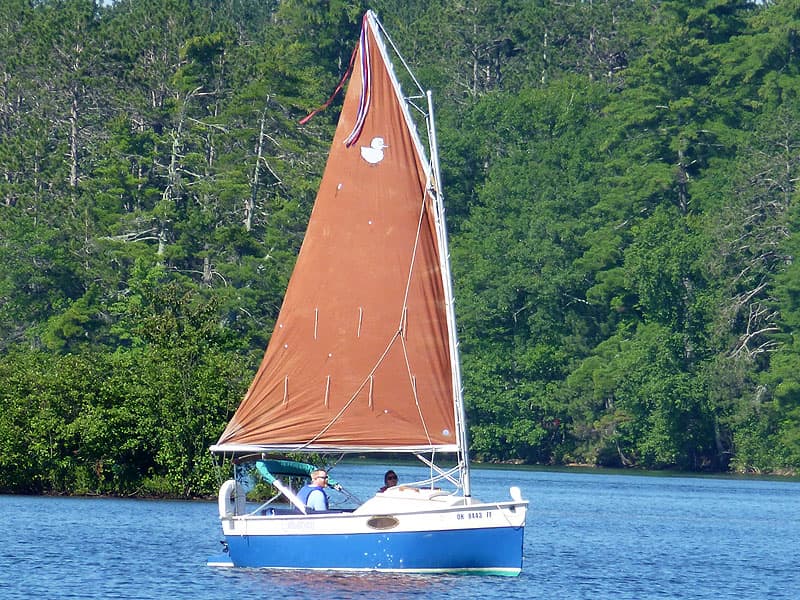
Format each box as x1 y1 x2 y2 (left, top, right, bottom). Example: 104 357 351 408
0 280 250 496
563 323 716 470
1 0 799 497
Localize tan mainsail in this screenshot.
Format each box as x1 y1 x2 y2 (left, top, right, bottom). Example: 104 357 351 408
215 14 456 452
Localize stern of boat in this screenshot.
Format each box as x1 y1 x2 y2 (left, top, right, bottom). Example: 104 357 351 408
218 479 246 518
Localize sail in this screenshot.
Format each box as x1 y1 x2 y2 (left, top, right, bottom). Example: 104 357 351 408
213 12 457 454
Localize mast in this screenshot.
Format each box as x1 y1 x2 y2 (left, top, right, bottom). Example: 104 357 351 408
426 90 471 499
370 11 471 496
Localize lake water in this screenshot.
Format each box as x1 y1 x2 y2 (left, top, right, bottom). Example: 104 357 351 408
1 464 798 599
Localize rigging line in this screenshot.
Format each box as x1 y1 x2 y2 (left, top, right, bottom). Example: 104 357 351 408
371 12 425 99
298 19 360 126
296 185 430 451
400 184 431 324
344 13 372 147
293 328 403 450
399 330 433 446
415 453 462 486
396 184 436 447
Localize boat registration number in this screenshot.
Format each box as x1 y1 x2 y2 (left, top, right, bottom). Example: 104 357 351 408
456 511 493 520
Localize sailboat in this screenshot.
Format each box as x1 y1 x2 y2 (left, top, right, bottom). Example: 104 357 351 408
208 10 527 575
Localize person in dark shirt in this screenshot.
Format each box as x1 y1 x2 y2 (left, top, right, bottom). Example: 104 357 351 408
378 470 398 493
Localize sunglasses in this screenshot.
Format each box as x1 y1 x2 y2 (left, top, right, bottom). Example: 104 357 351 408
317 475 328 479
387 476 397 480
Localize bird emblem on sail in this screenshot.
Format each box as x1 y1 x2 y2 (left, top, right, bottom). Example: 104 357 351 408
361 137 388 164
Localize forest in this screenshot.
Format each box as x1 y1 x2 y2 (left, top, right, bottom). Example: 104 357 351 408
1 0 799 497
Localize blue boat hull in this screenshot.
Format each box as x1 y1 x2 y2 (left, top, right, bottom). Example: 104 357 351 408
223 525 524 575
